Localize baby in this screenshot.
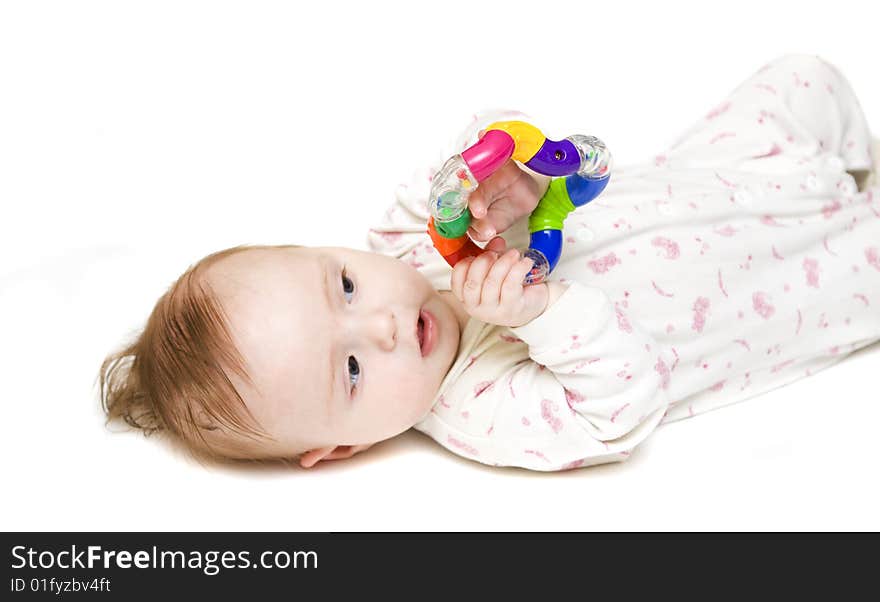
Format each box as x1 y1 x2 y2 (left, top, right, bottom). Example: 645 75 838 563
100 54 880 471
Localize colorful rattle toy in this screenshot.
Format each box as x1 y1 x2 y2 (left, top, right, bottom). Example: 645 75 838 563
427 121 613 284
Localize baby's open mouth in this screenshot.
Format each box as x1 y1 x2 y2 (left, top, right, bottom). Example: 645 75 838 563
417 310 435 357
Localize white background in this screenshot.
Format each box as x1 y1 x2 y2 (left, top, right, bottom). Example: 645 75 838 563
1 0 878 531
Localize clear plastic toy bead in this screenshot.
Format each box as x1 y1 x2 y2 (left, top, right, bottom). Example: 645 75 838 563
566 134 613 180
522 248 551 285
430 155 478 222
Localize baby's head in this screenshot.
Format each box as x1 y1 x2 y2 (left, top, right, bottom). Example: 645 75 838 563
100 244 463 468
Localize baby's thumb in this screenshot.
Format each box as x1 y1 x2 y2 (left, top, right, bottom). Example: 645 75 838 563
468 189 487 218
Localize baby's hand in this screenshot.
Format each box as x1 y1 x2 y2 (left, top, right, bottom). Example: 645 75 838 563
451 236 549 328
467 154 551 243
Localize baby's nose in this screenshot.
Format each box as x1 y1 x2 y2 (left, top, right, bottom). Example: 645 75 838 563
364 309 397 351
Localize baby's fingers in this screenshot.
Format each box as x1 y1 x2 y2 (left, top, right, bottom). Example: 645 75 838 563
468 161 518 221
450 256 474 303
467 221 496 242
483 236 507 254
500 256 537 305
468 188 489 220
468 193 501 242
481 249 523 307
461 252 498 308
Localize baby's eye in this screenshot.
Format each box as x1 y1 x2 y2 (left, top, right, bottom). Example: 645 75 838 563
347 356 360 392
342 270 355 303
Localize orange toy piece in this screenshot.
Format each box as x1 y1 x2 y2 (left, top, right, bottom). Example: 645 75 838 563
427 218 482 266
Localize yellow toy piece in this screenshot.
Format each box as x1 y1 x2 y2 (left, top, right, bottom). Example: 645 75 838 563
484 121 545 163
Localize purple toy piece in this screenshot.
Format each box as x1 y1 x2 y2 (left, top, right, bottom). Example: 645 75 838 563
524 138 581 176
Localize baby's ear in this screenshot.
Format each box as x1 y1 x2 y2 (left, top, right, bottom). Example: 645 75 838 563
298 444 373 468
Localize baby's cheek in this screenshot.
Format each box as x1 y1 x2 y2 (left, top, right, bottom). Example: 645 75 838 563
394 371 436 413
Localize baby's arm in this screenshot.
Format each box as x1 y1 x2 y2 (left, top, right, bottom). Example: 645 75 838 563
510 281 670 445
444 279 671 471
446 238 671 470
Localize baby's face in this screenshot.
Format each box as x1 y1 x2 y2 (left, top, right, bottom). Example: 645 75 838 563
206 246 463 459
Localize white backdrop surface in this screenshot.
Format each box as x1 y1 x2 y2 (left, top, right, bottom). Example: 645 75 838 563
1 0 878 531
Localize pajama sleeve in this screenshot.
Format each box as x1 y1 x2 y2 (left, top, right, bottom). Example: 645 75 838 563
489 281 672 470
365 153 437 259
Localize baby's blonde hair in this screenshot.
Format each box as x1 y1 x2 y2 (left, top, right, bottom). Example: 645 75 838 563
98 244 301 464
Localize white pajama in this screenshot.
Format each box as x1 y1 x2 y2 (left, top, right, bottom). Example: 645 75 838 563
367 54 880 471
